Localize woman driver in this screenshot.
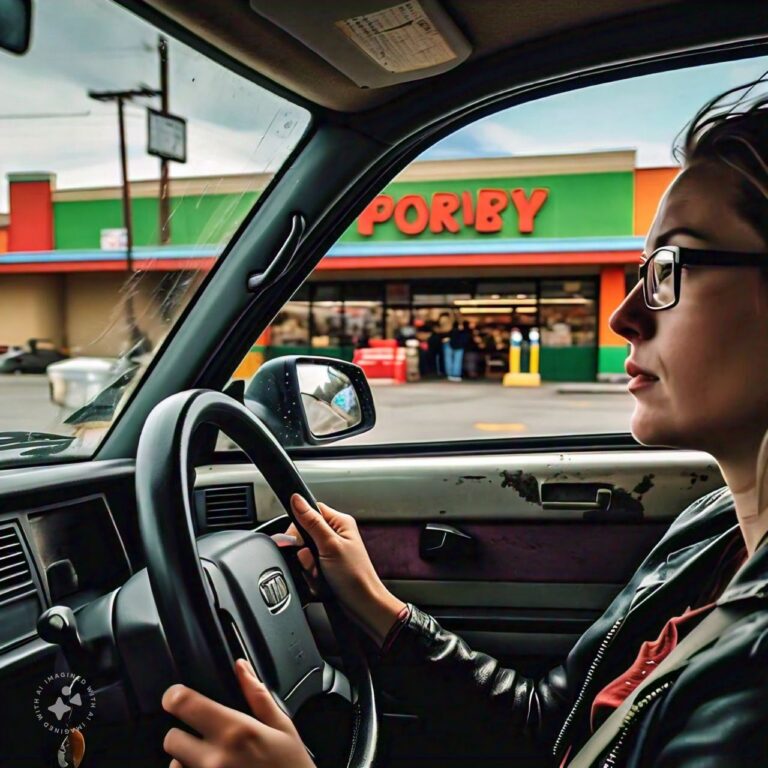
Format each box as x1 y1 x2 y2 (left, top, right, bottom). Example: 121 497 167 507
161 78 768 767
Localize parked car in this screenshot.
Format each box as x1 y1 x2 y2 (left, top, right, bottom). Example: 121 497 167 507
0 339 68 374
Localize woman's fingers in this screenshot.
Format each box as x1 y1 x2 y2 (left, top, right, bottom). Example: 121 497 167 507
296 547 315 572
163 726 216 768
162 684 253 741
235 659 292 731
281 522 304 546
290 494 337 549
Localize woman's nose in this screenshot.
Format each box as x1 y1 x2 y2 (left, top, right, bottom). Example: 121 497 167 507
609 280 655 343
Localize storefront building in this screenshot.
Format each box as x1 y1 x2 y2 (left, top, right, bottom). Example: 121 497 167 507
264 151 676 381
0 151 677 381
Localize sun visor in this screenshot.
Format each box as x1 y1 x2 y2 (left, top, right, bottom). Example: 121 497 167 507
248 0 471 89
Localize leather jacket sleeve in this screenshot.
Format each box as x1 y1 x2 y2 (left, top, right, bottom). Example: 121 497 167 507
372 603 573 757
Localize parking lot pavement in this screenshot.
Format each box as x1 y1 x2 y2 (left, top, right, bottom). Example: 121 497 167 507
356 379 635 444
0 374 636 445
0 374 62 433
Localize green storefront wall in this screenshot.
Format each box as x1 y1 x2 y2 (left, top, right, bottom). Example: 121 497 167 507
54 192 259 249
53 170 634 248
341 172 634 242
598 345 630 378
540 347 597 382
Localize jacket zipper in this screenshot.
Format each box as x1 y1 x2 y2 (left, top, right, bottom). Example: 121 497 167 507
600 679 673 767
552 616 624 759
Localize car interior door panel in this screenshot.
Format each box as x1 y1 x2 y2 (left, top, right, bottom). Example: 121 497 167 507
195 449 722 671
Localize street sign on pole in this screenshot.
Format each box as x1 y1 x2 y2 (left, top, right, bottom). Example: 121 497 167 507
147 108 187 163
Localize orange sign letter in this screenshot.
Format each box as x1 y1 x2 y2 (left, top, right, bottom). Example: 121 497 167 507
511 188 549 233
475 189 508 233
394 194 430 235
358 194 394 236
429 192 461 233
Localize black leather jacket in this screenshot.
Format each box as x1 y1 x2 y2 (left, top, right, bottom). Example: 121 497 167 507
374 488 768 766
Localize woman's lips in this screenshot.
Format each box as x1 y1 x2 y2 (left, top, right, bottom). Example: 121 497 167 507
627 374 659 393
625 361 659 393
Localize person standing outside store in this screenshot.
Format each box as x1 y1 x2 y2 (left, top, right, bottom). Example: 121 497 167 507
444 320 470 381
463 322 483 379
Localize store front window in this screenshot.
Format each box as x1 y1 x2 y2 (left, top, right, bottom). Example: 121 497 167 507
264 276 598 379
310 284 344 349
539 279 598 381
345 284 384 348
540 280 597 347
269 285 310 347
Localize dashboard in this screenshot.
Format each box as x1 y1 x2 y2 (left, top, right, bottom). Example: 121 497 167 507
0 463 142 644
0 458 276 768
0 460 145 767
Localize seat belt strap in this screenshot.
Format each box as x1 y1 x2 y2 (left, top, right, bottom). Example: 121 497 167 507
566 604 741 768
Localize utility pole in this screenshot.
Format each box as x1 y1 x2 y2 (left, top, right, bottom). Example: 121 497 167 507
158 36 171 245
88 86 159 346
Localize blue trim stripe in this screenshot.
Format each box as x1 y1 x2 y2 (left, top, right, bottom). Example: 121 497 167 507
327 236 644 257
0 236 645 265
0 245 218 264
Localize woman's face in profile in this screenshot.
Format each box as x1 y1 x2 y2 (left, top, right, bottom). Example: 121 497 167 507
610 158 768 457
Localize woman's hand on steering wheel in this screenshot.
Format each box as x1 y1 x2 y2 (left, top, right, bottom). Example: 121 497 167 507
162 658 315 768
282 495 407 648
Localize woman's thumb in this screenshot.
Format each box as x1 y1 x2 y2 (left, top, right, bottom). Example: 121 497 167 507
235 659 290 730
290 494 334 546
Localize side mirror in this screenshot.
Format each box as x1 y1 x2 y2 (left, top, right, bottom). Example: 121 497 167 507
244 356 375 447
0 0 31 55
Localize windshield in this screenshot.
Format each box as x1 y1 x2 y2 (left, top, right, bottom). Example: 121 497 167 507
0 0 309 466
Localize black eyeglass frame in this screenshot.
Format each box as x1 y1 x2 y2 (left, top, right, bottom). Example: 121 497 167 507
638 245 766 310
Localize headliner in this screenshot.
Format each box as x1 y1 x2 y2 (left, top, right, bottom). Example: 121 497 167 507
131 0 768 149
136 0 695 112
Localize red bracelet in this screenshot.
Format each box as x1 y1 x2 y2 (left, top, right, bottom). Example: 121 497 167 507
380 604 412 655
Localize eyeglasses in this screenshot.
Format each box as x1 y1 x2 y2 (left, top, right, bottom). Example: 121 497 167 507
638 245 765 310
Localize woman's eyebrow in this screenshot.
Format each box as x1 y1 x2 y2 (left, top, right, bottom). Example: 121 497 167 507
652 226 709 250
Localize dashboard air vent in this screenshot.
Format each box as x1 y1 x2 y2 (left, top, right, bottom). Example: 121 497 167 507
0 525 35 604
0 523 41 651
197 485 255 529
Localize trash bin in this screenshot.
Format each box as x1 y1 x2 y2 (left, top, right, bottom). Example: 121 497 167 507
47 357 119 410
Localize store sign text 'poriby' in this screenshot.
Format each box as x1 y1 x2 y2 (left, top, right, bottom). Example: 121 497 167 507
357 188 549 236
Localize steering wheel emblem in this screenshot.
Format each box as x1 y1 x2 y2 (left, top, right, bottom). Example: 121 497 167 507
258 568 290 612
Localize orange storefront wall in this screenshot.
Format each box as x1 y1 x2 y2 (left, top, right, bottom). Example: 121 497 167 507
634 167 679 236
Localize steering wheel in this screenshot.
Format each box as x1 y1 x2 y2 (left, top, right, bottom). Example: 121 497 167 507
135 389 378 768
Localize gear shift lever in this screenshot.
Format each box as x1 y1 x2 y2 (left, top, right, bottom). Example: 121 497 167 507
37 605 91 676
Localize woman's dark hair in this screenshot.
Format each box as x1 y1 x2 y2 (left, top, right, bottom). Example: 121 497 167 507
674 72 768 251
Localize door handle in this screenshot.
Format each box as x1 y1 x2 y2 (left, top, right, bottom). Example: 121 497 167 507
540 484 613 512
419 523 476 561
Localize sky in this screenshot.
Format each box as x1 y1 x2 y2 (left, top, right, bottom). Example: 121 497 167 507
1 0 767 213
421 57 768 166
0 0 310 212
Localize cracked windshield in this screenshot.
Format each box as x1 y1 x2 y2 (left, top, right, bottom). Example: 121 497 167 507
0 0 308 465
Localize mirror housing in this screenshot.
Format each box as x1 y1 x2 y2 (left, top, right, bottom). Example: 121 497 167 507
244 356 375 447
0 0 31 55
